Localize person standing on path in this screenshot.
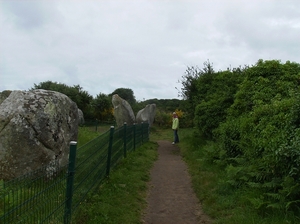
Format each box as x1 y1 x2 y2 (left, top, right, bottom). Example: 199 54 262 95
172 112 179 144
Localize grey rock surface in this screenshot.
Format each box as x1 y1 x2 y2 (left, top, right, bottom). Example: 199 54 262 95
0 89 78 180
112 94 135 127
136 104 156 127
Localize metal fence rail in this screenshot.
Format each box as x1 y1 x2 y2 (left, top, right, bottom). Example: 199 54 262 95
0 122 149 224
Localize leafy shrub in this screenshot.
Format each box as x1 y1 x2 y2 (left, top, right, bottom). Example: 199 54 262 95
215 60 300 211
193 69 245 139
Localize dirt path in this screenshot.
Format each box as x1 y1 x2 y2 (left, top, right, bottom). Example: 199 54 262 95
143 140 212 224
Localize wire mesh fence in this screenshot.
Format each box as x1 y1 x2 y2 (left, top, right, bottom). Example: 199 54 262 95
0 122 149 224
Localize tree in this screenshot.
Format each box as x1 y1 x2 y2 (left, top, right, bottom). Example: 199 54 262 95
92 93 113 121
178 61 215 118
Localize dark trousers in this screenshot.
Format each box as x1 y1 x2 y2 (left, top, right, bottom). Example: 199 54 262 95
173 129 179 143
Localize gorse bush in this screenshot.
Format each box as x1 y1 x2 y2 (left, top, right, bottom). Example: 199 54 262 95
183 59 300 213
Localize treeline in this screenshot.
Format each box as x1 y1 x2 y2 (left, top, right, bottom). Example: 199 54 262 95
31 81 186 125
181 59 300 212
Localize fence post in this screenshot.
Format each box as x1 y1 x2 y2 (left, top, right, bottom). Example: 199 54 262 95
64 141 77 224
123 122 127 158
106 126 114 177
133 123 136 151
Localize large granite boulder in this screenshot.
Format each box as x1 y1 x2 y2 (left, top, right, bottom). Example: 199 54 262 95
112 94 135 127
136 104 156 127
0 89 79 180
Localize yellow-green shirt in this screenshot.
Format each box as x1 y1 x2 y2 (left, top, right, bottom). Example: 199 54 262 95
172 118 179 130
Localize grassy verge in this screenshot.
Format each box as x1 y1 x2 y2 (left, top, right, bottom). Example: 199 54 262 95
149 125 173 142
77 125 113 147
178 128 300 224
74 140 158 224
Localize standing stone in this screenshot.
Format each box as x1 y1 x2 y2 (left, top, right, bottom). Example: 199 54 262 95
136 104 156 127
0 89 78 180
112 94 135 127
78 108 85 125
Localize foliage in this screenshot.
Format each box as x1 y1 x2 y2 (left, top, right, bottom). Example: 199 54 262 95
180 59 300 219
185 65 245 138
178 61 214 117
151 107 191 129
179 128 300 223
202 59 300 212
143 98 185 112
154 109 172 127
92 93 114 121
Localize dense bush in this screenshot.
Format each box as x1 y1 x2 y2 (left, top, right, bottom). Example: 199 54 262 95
183 59 300 212
198 69 245 137
180 63 245 138
221 60 300 211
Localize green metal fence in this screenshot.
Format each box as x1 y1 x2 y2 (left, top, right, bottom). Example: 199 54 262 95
0 122 149 224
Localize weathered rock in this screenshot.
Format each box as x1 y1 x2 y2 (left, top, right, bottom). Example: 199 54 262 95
112 94 135 127
78 108 85 125
0 89 78 180
136 104 156 127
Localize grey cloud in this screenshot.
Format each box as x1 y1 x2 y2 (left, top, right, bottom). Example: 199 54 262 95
2 1 51 29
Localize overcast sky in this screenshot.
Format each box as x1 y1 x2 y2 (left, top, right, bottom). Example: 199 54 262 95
1 0 300 101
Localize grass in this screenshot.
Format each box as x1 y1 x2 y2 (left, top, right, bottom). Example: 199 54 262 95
73 125 158 224
149 125 173 142
77 125 111 147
